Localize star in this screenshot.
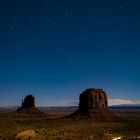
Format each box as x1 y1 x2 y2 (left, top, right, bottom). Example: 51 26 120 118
17 76 21 80
75 10 79 14
10 46 14 49
44 0 49 7
47 18 51 22
9 17 16 21
69 61 73 65
37 38 41 41
10 25 15 31
27 18 32 23
46 1 49 4
65 12 69 16
95 19 98 24
8 62 11 65
119 6 124 9
136 11 140 15
102 21 106 25
131 18 135 22
12 17 16 21
35 16 39 21
12 40 16 43
64 9 74 16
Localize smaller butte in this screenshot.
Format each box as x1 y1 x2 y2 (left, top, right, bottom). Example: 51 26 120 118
15 95 46 118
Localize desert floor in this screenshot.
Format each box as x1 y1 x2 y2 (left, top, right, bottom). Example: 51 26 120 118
0 107 140 140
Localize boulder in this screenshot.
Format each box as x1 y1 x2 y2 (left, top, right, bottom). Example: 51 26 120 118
15 130 36 140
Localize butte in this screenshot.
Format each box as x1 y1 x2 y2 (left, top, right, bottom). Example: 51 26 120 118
15 95 46 118
68 88 117 121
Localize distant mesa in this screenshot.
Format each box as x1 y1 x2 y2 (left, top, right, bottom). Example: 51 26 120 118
68 88 117 121
15 94 46 117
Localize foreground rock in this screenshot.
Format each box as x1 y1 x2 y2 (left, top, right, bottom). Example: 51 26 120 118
68 88 117 121
15 95 46 118
15 130 36 140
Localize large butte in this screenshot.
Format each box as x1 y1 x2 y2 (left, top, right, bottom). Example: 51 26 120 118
68 88 117 121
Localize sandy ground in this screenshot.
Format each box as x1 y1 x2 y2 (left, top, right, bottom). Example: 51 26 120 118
0 107 140 140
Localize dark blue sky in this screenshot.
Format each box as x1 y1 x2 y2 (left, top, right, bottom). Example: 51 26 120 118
0 0 140 106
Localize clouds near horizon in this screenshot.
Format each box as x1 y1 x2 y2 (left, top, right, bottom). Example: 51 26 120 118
57 99 140 107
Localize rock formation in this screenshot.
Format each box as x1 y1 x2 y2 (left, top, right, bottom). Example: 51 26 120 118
21 95 35 108
68 88 117 121
15 130 36 140
15 94 46 117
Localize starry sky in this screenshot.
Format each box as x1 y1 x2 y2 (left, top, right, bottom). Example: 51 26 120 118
0 0 140 106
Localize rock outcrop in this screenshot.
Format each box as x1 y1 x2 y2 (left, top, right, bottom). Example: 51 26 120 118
68 88 117 121
15 94 46 117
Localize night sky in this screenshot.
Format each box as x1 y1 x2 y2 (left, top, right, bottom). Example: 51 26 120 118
0 0 140 106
